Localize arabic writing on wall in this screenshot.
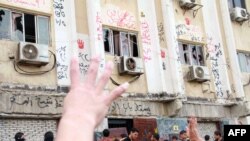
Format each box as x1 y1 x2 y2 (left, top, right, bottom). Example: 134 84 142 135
9 94 63 110
140 19 152 62
78 52 90 75
176 24 204 42
96 12 103 40
158 22 165 43
209 43 224 97
107 8 136 29
205 35 225 97
108 101 152 116
57 45 68 80
6 0 46 8
54 0 66 27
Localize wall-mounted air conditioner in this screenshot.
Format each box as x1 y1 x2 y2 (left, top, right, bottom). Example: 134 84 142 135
17 42 49 66
118 56 144 75
179 0 196 9
187 65 210 82
230 7 249 22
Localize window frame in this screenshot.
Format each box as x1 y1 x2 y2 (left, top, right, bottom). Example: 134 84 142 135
103 27 140 58
237 51 250 73
228 0 246 9
0 8 12 40
0 7 51 45
178 42 205 66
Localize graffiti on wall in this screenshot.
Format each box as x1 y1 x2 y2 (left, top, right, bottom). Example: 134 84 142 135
205 35 229 97
140 19 152 62
57 45 68 80
106 7 136 29
77 34 91 78
176 24 204 42
9 94 63 110
108 101 152 116
54 0 66 27
96 12 103 40
5 0 46 8
78 52 90 75
157 22 165 42
53 0 70 85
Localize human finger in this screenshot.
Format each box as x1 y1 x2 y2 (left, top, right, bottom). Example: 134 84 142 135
70 57 80 89
95 61 114 95
105 82 129 105
84 55 100 85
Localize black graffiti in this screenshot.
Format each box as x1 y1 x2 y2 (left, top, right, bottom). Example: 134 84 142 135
109 101 152 115
162 62 166 70
57 63 68 79
9 95 63 109
158 23 165 42
57 46 66 61
78 52 90 75
10 95 32 107
78 52 90 62
53 0 66 26
53 0 65 17
135 103 152 115
56 19 66 26
210 43 224 97
55 99 63 108
35 96 53 108
123 103 133 112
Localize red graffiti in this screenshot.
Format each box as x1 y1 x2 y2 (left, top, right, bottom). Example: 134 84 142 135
7 0 46 7
161 50 166 58
77 39 84 49
206 36 216 53
141 21 151 45
143 48 152 62
185 17 191 25
107 9 136 29
96 12 103 40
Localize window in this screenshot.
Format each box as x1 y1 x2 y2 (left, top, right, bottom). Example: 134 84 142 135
0 7 50 45
237 52 250 72
228 0 246 9
178 42 204 66
103 28 139 57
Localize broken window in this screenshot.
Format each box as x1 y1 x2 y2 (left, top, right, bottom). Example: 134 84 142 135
103 29 112 53
178 42 204 66
0 8 11 39
237 52 250 72
0 7 50 45
12 12 24 41
103 28 139 57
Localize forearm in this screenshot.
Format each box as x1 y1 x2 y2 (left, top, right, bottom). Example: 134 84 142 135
55 114 95 141
189 128 204 141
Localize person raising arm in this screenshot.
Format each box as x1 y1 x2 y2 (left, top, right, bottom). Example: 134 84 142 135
56 56 129 141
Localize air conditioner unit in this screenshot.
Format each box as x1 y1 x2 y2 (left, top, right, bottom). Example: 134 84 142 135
17 42 49 66
188 65 210 82
230 7 249 22
179 0 196 9
118 56 144 75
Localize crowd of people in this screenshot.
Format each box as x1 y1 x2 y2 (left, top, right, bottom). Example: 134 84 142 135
14 131 54 141
97 127 224 141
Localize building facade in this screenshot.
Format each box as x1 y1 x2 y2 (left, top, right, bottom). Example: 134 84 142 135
0 0 250 140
